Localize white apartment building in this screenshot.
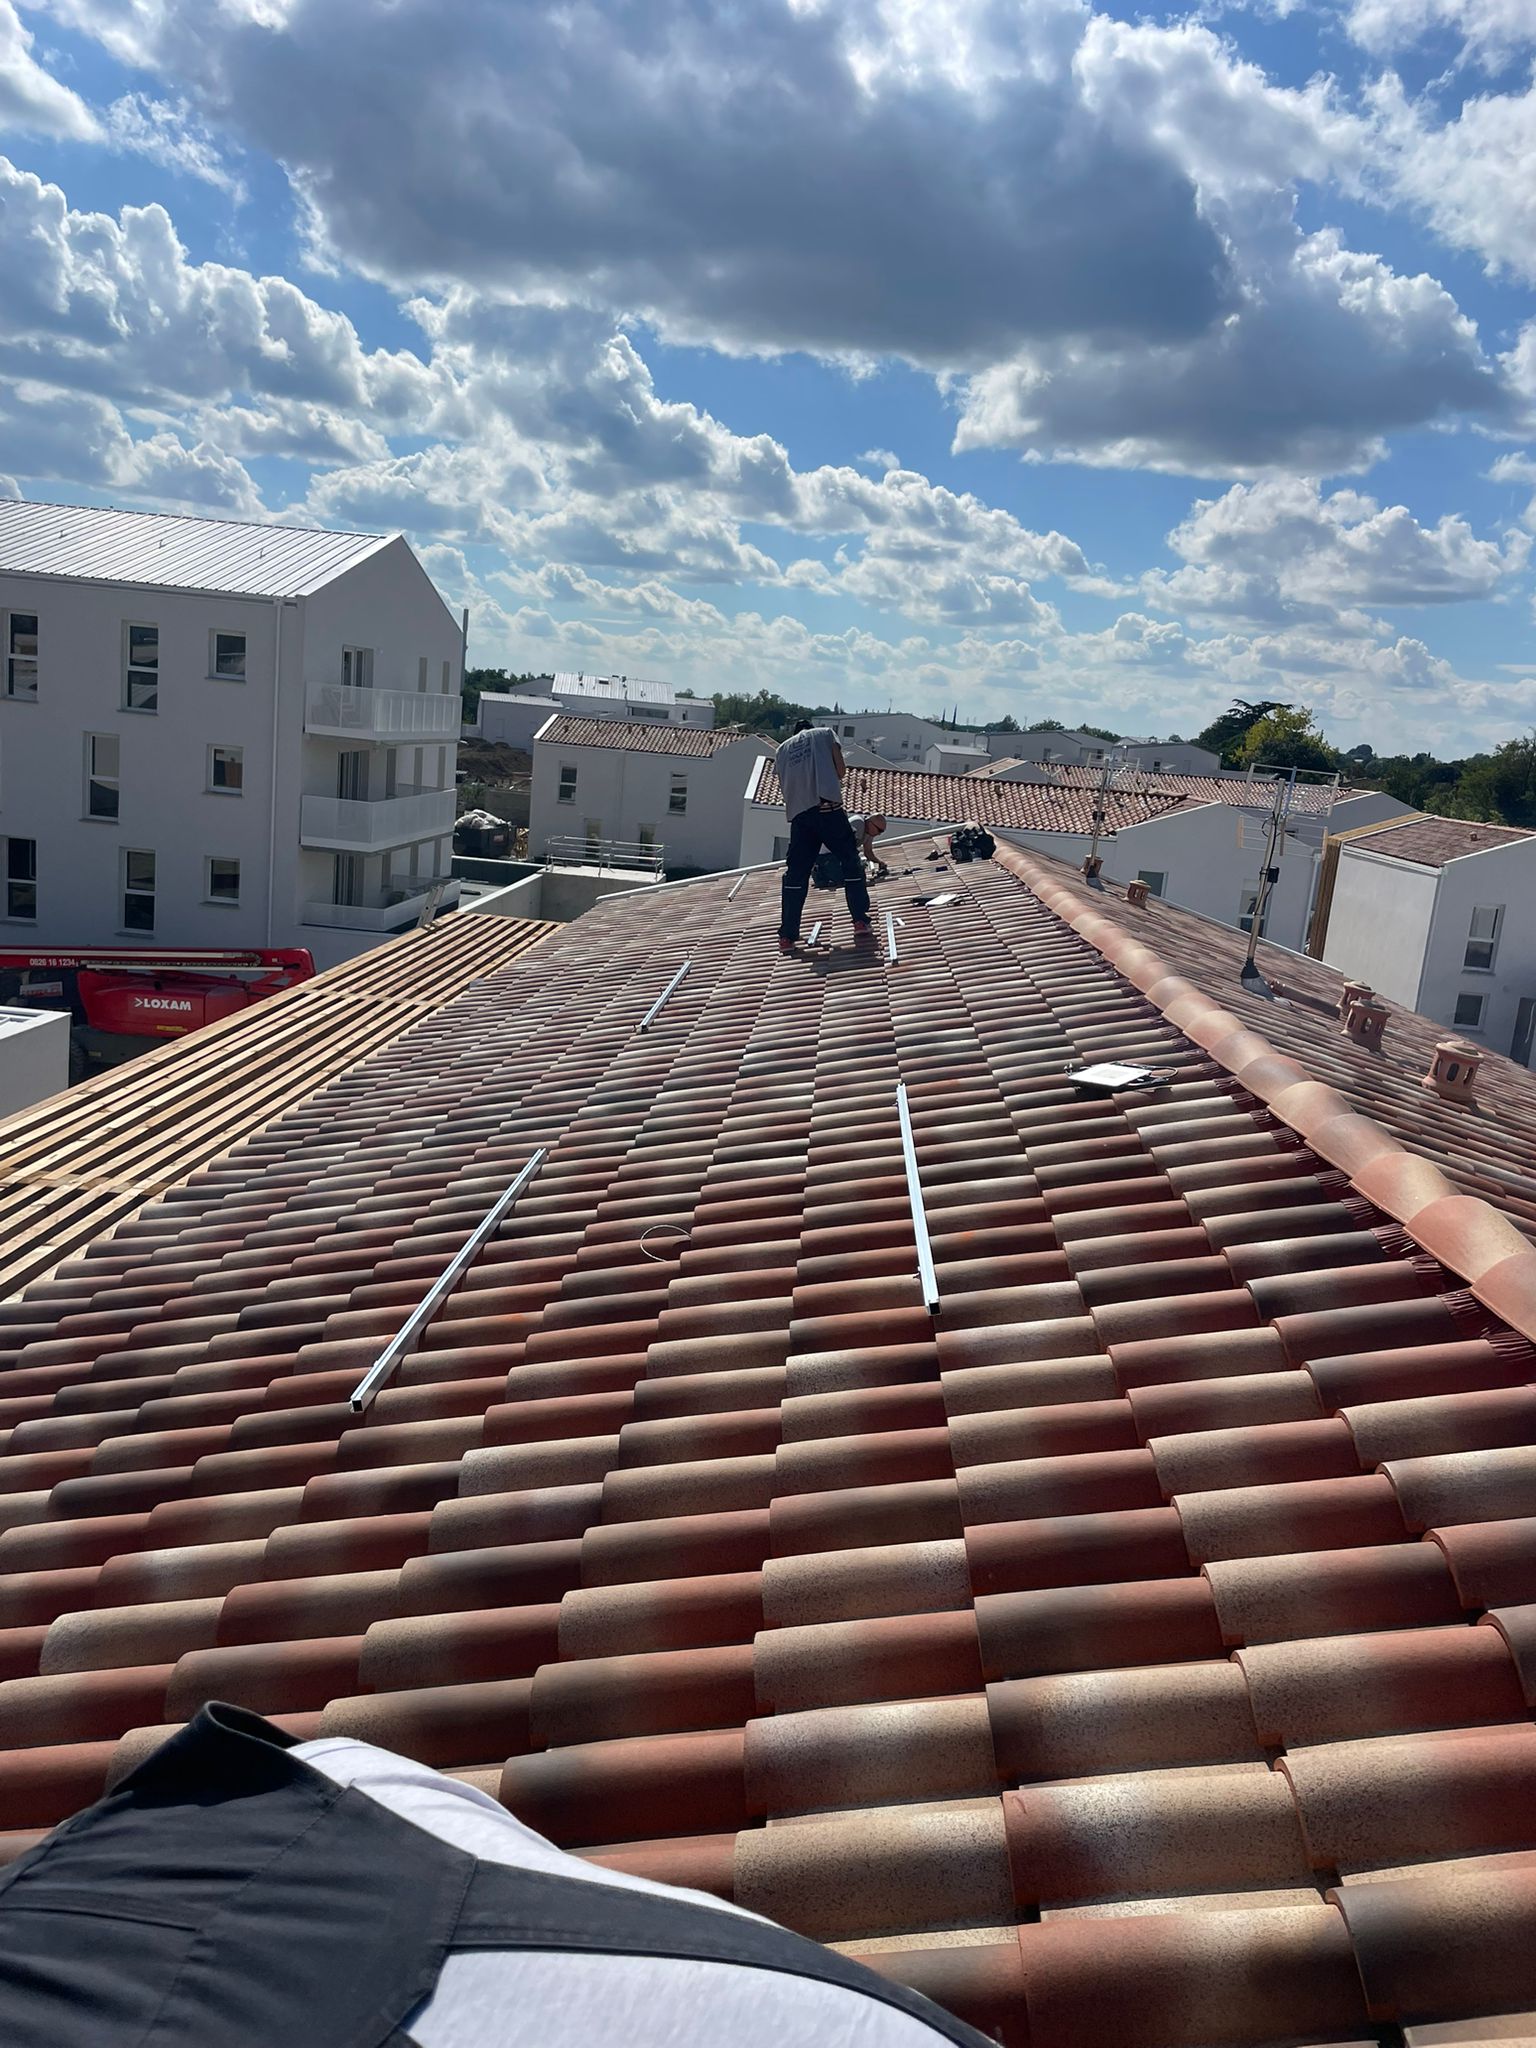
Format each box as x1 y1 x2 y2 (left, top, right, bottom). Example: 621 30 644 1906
981 729 1220 775
501 672 715 728
0 500 462 969
529 716 771 873
1319 816 1536 1065
923 742 990 774
475 691 563 750
822 710 949 762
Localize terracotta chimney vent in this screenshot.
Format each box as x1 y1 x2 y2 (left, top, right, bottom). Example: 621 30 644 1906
1126 878 1150 908
1344 992 1388 1051
1339 978 1372 1022
1423 1036 1481 1105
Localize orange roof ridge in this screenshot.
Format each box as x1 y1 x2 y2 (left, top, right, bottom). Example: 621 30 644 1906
994 841 1536 1343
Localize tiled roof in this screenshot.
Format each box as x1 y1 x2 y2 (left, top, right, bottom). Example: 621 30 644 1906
0 910 556 1299
1348 816 1534 868
965 757 1029 778
538 716 756 757
2 854 1536 2042
752 761 1188 834
1023 761 1356 815
1009 842 1536 1238
0 499 390 599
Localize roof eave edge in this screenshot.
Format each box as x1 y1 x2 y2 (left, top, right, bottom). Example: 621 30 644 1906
991 840 1536 1347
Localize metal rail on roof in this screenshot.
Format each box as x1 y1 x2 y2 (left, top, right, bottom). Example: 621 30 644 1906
885 911 903 964
726 872 747 901
806 920 822 945
895 1082 941 1317
348 1148 548 1412
639 960 691 1032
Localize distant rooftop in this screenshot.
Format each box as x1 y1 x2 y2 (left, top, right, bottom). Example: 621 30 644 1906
552 671 677 706
0 498 392 599
751 758 1187 834
538 714 757 757
1351 815 1534 869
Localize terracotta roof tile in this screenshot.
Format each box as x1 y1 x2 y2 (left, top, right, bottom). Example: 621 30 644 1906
7 848 1536 2039
539 714 759 757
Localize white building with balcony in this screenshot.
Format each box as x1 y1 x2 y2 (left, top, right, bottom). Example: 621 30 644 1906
529 715 771 874
496 671 715 728
0 500 463 968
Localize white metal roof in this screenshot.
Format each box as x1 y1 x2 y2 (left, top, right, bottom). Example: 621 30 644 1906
552 671 676 705
0 499 394 599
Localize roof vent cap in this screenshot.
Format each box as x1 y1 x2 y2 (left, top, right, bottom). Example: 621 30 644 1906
1339 978 1372 1021
1423 1035 1481 1105
1126 878 1150 908
1343 990 1388 1051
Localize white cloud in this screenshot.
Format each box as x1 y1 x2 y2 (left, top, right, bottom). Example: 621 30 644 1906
1345 0 1536 64
101 92 243 193
0 0 97 137
859 449 899 472
1144 476 1527 624
1368 71 1536 286
954 220 1510 474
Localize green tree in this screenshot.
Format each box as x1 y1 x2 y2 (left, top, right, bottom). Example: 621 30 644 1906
1194 698 1292 766
985 714 1021 734
1236 706 1340 775
710 688 816 738
1026 718 1066 732
1441 735 1536 826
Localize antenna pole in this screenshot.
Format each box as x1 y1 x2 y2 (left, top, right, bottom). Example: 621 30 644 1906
1244 772 1292 969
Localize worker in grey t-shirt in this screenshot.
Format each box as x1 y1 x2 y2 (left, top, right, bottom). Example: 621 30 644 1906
774 722 873 952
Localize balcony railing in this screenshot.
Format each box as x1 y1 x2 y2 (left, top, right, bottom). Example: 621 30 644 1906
300 788 456 850
305 683 461 740
302 878 459 932
541 834 665 878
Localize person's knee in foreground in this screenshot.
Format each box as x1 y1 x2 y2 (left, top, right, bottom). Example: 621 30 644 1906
773 720 874 951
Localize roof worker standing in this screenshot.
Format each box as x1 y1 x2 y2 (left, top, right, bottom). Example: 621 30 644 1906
775 720 874 953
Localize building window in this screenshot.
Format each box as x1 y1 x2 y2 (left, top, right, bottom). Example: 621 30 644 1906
557 764 577 805
121 848 155 932
637 824 656 850
584 817 602 853
211 630 246 680
1136 869 1167 898
124 623 159 711
208 745 244 794
85 733 120 820
442 660 452 692
1454 991 1487 1030
669 774 688 815
417 657 429 691
843 724 855 737
3 836 36 919
205 856 240 905
5 613 37 699
773 835 791 859
342 646 374 689
1464 905 1503 972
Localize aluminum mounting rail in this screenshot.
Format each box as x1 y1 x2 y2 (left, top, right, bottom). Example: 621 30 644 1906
348 1147 548 1413
639 960 691 1033
726 872 747 901
885 911 905 964
895 1081 941 1316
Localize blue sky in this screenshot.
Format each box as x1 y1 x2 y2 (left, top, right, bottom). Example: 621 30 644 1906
2 0 1534 752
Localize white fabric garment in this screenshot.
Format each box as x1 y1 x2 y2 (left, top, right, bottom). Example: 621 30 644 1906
295 1738 950 2048
775 726 845 820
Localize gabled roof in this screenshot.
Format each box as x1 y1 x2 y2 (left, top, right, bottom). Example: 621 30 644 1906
1017 760 1355 814
750 760 1189 834
0 499 392 599
1348 815 1534 869
537 715 756 758
2 853 1536 2045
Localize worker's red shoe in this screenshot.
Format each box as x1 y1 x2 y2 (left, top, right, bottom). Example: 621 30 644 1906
778 935 797 955
852 919 876 948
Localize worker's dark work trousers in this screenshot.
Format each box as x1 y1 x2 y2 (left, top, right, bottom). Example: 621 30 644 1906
0 1703 991 2047
780 804 870 940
